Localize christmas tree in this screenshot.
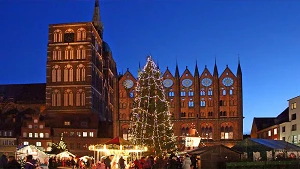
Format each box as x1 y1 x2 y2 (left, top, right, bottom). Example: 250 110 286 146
130 56 177 155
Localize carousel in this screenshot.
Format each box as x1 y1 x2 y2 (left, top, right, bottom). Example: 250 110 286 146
89 137 147 168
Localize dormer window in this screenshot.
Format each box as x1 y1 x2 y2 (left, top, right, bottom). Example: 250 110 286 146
28 125 32 129
34 119 38 123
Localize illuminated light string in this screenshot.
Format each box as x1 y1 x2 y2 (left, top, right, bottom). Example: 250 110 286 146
129 56 177 154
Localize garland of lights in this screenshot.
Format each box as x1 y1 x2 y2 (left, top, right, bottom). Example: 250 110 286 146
129 56 177 155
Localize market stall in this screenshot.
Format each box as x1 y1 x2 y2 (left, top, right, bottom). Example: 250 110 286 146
89 137 147 168
16 145 50 164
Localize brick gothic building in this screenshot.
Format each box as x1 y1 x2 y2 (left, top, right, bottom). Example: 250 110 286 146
118 62 243 148
1 0 243 155
44 0 118 155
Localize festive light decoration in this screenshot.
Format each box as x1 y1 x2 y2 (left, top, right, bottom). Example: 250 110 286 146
129 56 177 155
52 133 68 152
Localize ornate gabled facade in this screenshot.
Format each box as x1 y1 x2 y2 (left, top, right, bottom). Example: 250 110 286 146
118 61 243 148
44 0 118 155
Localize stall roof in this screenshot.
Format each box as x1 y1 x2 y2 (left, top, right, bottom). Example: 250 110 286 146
251 139 300 150
186 144 241 155
232 138 300 153
104 137 131 145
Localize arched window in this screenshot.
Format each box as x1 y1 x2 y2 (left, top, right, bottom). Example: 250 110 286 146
122 127 130 140
208 88 213 95
188 99 194 107
76 89 85 106
181 127 189 136
52 65 61 82
200 89 205 96
65 46 74 60
64 89 73 106
200 98 206 107
76 64 85 81
64 64 73 82
52 47 61 60
77 45 86 59
221 124 233 139
77 28 86 41
53 29 62 42
65 29 74 33
220 111 227 116
201 125 213 139
208 98 213 107
51 89 61 106
222 89 226 95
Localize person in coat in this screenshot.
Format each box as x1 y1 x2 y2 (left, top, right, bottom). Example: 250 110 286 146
181 155 192 169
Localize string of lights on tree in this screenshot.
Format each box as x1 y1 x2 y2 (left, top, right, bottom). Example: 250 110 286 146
129 56 177 155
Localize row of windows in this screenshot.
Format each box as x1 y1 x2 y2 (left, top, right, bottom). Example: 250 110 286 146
180 111 236 117
180 112 196 117
123 125 234 140
64 121 88 127
53 28 86 42
182 126 234 139
282 124 298 132
22 131 94 139
121 89 236 98
267 128 278 136
178 100 236 107
51 89 86 107
168 90 234 97
22 141 89 150
62 131 94 137
1 140 14 146
52 64 86 82
23 132 50 138
52 46 87 60
28 124 44 129
119 103 134 109
120 111 236 120
0 131 13 137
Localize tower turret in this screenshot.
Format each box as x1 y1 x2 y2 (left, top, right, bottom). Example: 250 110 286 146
92 0 104 38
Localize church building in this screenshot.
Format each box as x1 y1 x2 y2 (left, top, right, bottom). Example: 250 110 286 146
0 0 243 155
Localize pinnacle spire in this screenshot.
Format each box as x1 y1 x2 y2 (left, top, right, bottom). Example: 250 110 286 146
92 0 104 38
175 62 179 78
213 57 218 77
237 56 242 75
194 60 199 77
138 62 141 78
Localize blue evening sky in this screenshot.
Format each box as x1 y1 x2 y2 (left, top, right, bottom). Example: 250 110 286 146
0 0 299 134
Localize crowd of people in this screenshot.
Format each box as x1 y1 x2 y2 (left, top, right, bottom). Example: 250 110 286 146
0 152 41 169
0 152 21 169
0 152 198 169
92 154 197 169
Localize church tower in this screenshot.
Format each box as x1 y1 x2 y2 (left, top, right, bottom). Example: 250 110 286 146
45 0 118 155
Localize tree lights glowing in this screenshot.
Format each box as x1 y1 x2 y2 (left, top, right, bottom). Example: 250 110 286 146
129 56 177 155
